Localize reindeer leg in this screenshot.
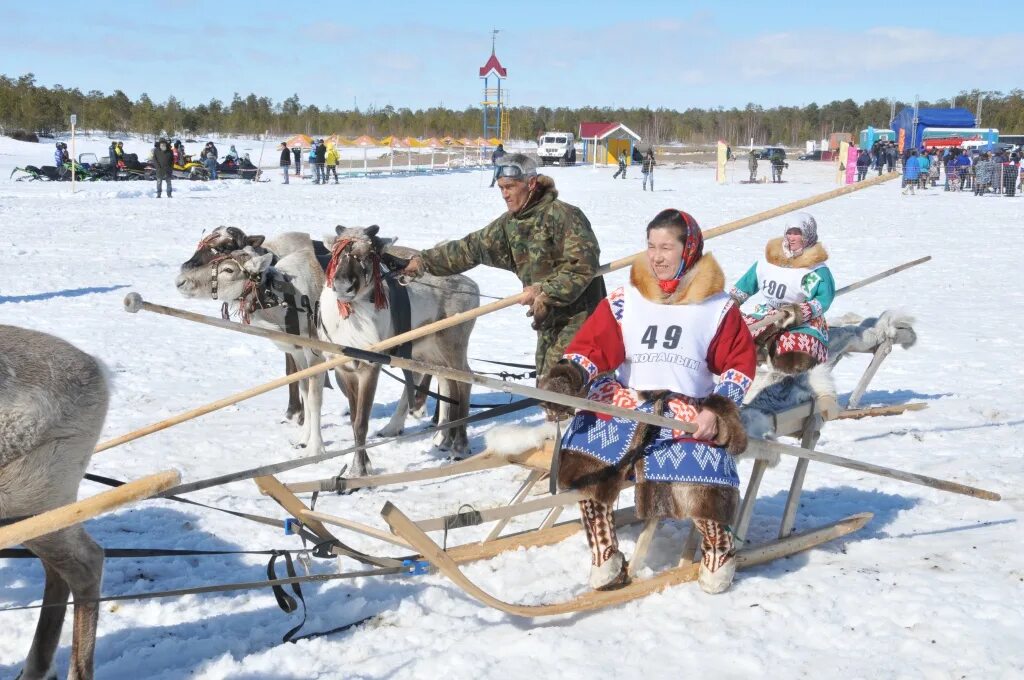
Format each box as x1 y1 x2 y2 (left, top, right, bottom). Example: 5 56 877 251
284 353 304 426
18 560 68 680
300 349 326 454
350 366 380 477
23 526 103 680
376 371 411 438
410 374 431 418
431 378 455 452
289 351 313 449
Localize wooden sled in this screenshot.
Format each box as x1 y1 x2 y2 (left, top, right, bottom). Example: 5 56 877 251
382 500 871 617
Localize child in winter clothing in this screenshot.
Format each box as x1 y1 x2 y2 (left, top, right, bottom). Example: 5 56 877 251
612 151 627 179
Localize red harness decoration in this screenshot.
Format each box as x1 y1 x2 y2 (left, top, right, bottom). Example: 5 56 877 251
324 237 389 320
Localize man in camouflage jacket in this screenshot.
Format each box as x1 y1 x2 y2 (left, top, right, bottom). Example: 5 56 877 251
402 153 604 376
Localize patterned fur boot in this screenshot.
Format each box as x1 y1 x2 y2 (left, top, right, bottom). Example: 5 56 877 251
590 550 628 590
695 518 737 594
580 499 629 590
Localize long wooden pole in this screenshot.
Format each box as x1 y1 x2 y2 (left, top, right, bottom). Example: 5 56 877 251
137 300 1000 502
595 170 900 276
102 172 899 454
0 470 180 550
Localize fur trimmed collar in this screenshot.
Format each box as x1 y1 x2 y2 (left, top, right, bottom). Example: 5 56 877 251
514 175 558 218
629 252 725 304
765 237 828 268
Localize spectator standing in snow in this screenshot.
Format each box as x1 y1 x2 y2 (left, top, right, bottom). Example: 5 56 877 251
916 150 930 190
747 149 758 182
153 138 174 198
856 148 870 181
325 144 340 183
632 145 643 163
490 143 506 187
314 139 327 184
612 151 627 179
204 142 218 180
279 142 291 184
291 146 301 177
308 145 317 181
902 149 921 195
641 149 656 191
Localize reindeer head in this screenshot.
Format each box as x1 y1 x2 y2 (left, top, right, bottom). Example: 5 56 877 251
179 226 266 273
322 225 395 304
175 246 274 301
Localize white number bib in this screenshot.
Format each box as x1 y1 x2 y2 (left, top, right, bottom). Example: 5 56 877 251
616 287 732 398
754 260 823 307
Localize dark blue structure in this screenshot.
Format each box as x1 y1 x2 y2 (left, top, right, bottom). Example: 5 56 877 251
891 107 977 150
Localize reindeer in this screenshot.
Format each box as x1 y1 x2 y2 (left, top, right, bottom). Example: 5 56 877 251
175 242 328 453
1 325 107 680
318 225 479 476
179 226 322 425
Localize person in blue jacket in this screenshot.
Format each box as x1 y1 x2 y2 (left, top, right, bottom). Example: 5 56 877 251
902 150 921 194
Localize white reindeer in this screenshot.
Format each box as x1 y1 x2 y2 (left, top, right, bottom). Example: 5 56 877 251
318 225 479 477
1 325 107 680
174 244 328 453
178 226 324 425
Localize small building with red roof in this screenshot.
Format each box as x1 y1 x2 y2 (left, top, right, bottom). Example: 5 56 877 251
578 121 642 165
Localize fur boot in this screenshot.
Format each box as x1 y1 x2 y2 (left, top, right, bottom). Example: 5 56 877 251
695 518 737 594
580 500 628 590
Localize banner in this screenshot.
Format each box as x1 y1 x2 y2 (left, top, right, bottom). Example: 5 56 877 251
836 141 849 184
846 145 858 184
716 141 727 184
898 128 906 154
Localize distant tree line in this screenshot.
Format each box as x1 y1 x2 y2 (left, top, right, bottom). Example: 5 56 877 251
3 73 1024 145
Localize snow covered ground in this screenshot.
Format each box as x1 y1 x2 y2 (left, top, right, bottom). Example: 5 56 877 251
2 134 1022 679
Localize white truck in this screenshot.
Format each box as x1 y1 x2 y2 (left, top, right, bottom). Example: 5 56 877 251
537 132 577 166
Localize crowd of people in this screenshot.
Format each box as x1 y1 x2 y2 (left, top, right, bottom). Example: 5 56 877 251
899 145 1023 196
277 139 341 185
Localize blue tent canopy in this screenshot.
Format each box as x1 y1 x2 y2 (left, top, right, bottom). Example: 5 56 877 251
891 107 977 149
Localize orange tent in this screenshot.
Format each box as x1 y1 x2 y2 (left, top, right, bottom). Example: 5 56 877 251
352 135 377 147
403 136 424 148
285 133 313 148
389 136 410 148
423 137 443 148
473 137 488 147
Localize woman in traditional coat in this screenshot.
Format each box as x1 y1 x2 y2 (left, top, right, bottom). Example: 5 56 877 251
730 212 835 373
540 209 756 593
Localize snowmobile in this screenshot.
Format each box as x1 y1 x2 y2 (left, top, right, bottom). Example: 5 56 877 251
172 157 210 181
216 155 259 180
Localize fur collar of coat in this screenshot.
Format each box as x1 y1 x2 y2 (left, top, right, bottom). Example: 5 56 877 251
513 175 557 218
765 237 829 268
629 252 725 305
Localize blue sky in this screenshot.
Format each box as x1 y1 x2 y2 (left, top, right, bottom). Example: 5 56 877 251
4 0 1023 111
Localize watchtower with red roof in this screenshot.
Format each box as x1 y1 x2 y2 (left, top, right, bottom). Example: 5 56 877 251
480 30 508 142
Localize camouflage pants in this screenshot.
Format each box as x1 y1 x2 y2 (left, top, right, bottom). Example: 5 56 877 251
534 308 590 380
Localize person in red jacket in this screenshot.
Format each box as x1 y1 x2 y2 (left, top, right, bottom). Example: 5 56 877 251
540 208 756 593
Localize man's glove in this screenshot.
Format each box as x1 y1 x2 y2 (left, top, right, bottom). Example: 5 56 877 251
400 255 425 280
526 292 551 330
537 360 587 420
